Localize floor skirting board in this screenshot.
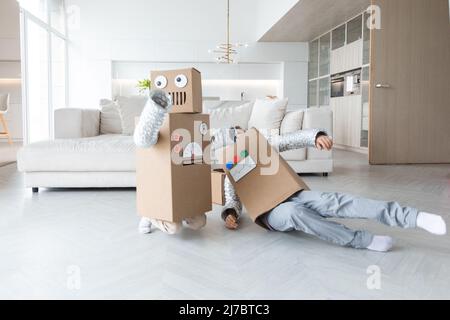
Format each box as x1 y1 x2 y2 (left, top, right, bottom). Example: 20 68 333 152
334 144 368 155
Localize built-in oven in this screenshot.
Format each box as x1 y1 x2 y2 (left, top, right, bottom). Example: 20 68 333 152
331 68 361 98
331 76 345 98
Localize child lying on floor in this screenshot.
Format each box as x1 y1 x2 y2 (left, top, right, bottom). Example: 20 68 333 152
214 127 447 252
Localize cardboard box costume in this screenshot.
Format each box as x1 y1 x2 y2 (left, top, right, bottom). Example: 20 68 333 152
216 128 309 226
135 68 212 223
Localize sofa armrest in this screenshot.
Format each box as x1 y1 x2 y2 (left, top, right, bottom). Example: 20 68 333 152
54 108 100 139
303 107 333 161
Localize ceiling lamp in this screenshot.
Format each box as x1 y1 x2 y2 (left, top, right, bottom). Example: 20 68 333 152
209 0 247 64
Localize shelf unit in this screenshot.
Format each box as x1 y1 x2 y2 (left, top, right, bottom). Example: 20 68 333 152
308 10 371 150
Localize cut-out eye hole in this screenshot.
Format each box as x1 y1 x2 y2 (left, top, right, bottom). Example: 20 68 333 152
154 75 167 89
174 74 188 88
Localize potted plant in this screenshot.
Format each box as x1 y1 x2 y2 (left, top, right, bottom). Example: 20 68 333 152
137 78 151 95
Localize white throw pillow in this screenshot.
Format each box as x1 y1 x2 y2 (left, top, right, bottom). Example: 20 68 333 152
209 102 254 130
115 95 148 135
247 98 288 134
280 110 304 134
99 99 122 135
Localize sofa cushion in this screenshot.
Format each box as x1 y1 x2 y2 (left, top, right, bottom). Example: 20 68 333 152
280 110 304 134
54 108 100 139
248 98 288 134
99 99 122 135
17 134 136 172
115 95 148 135
209 102 253 130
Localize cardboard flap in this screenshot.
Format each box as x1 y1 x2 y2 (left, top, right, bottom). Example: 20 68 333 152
217 128 309 221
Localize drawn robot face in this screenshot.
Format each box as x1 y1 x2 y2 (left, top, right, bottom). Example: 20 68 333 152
151 68 202 113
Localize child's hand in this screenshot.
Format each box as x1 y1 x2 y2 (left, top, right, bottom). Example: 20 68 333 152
225 212 239 230
316 135 333 151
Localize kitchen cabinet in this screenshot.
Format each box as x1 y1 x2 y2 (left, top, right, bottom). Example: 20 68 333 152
331 95 362 148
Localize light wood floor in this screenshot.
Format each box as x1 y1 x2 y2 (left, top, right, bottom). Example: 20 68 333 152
0 142 20 167
0 150 449 299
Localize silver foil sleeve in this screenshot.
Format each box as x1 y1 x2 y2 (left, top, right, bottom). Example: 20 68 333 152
133 89 172 148
269 128 328 153
221 176 243 221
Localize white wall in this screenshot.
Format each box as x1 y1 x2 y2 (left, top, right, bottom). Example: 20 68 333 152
66 0 308 109
0 0 23 141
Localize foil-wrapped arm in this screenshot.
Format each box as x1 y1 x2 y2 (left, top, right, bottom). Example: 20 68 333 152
133 89 172 148
221 176 243 221
269 128 328 153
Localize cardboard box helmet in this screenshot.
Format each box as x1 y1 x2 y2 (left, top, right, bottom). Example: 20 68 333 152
217 128 309 227
151 68 202 114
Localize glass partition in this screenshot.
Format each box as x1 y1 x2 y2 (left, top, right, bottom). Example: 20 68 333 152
332 25 346 50
347 15 362 44
308 80 318 108
363 12 371 65
319 77 330 108
308 40 319 80
360 66 370 148
319 33 330 77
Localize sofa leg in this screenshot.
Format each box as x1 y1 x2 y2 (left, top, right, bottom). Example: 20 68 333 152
322 173 329 177
32 187 39 193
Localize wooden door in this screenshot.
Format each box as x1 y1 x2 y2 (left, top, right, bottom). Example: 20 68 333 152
369 0 450 164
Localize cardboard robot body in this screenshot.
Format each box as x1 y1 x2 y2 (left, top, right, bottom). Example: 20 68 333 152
137 68 211 223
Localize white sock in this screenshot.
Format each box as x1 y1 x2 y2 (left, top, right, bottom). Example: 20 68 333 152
150 218 182 235
367 235 394 252
416 212 447 235
184 214 207 230
138 217 152 234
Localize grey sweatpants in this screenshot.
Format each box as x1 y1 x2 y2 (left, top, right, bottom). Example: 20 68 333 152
263 191 419 249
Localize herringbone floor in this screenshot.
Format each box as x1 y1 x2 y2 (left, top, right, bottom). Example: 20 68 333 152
0 150 449 299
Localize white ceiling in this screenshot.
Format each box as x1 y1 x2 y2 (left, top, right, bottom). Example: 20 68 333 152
259 0 371 42
66 0 299 43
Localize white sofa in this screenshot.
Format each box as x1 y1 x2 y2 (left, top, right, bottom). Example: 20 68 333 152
17 106 333 192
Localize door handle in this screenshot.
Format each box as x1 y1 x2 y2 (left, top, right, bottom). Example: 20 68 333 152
376 83 391 89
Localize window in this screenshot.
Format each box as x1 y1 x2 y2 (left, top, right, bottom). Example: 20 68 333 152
25 20 49 142
20 0 48 22
20 0 67 143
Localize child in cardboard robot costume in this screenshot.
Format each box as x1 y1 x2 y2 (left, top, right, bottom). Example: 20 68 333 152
213 127 447 252
134 68 211 234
